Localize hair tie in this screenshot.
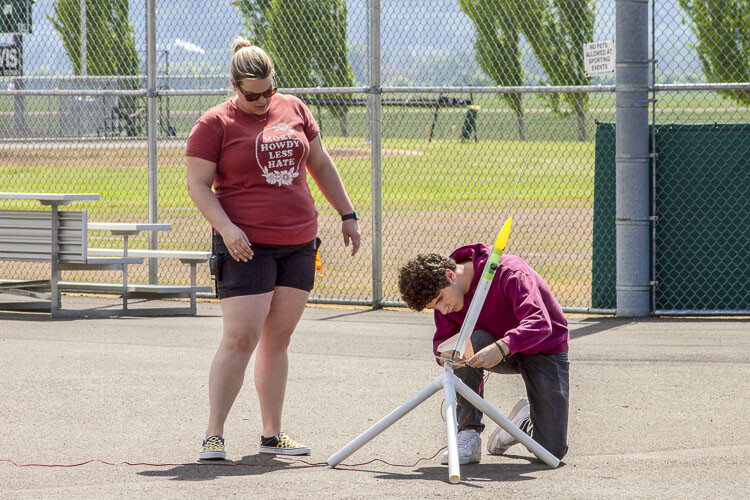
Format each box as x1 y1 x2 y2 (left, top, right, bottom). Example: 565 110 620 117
233 40 253 53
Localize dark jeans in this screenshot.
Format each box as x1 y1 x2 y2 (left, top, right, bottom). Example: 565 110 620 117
454 329 570 460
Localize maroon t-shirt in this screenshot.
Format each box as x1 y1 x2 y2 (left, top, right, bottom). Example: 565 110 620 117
433 244 569 357
186 94 320 245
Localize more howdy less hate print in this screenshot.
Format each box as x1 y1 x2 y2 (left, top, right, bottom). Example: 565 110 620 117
254 122 307 187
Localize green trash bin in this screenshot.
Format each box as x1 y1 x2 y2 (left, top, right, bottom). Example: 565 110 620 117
460 105 480 141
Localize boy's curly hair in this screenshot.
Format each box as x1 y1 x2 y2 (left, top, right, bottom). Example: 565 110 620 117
398 253 456 311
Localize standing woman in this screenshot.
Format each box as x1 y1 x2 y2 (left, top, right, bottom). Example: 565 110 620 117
186 37 361 460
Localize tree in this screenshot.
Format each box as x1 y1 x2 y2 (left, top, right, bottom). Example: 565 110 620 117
517 0 594 141
459 0 526 140
459 0 594 141
233 0 355 136
678 0 750 106
49 0 141 136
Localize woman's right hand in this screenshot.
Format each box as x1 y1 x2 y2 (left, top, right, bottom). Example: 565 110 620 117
187 156 251 261
220 223 253 262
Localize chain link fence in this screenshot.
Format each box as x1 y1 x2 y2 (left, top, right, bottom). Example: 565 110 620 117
1 1 747 313
651 0 749 313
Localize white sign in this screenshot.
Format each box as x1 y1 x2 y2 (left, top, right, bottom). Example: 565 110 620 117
583 40 615 77
0 43 20 76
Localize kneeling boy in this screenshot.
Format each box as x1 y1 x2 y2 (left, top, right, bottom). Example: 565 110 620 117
398 244 570 464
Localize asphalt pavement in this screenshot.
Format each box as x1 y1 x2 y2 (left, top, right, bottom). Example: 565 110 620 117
1 297 748 498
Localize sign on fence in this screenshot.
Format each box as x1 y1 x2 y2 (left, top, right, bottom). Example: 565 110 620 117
0 0 32 34
0 42 20 76
583 40 615 77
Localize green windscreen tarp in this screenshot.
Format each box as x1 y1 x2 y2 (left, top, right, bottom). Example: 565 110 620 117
593 123 750 311
592 123 617 309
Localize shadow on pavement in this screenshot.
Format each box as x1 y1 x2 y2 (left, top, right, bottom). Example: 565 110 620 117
338 455 555 486
137 455 326 481
569 315 750 341
0 311 146 322
318 309 381 321
0 312 52 322
569 317 634 340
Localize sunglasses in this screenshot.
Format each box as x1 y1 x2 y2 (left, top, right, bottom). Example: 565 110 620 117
235 81 277 102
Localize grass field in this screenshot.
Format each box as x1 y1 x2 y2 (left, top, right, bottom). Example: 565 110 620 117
2 87 746 306
0 134 596 307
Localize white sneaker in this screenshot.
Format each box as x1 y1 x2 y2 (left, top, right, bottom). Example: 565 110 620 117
440 429 482 465
487 398 532 455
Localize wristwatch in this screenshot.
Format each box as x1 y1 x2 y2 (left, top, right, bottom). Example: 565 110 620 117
341 211 359 221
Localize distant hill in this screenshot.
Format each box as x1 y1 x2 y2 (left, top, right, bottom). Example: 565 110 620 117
1 0 701 85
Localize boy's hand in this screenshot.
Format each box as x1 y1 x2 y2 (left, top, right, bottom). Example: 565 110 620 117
467 343 504 369
437 350 467 368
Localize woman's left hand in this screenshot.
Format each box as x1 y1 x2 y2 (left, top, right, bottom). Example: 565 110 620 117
467 343 505 369
342 219 361 256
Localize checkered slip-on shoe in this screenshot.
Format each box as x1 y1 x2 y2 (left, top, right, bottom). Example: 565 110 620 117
259 432 311 456
199 435 226 460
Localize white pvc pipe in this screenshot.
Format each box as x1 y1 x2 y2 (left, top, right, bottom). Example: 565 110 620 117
327 374 444 467
454 217 513 357
442 366 461 483
454 278 490 356
453 375 560 468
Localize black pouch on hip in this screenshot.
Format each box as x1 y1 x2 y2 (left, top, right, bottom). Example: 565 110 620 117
209 235 222 298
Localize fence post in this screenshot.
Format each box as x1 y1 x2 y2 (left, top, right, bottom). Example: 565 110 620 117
369 0 382 308
146 0 159 283
12 34 25 132
615 0 651 316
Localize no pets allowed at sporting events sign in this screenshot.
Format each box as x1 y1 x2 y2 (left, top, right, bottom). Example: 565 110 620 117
584 40 615 78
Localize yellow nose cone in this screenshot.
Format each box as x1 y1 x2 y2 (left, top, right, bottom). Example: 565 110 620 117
492 217 513 252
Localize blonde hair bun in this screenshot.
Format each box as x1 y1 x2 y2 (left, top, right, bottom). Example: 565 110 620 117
232 37 253 54
230 36 275 81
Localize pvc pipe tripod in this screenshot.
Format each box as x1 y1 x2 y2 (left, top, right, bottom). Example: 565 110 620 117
331 171 558 482
329 200 560 483
327 362 560 483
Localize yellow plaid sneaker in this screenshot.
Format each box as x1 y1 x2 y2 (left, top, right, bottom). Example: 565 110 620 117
259 432 311 456
199 435 226 460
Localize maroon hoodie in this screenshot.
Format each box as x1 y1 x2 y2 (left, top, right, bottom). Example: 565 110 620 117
433 244 569 357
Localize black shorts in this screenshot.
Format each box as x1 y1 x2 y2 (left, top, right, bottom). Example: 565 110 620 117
212 234 320 299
